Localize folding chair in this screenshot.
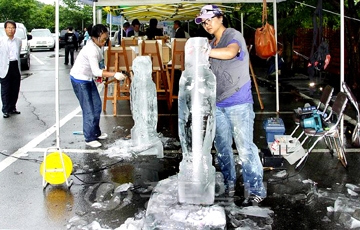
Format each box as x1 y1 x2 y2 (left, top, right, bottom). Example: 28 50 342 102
290 85 334 140
295 91 348 169
342 82 360 147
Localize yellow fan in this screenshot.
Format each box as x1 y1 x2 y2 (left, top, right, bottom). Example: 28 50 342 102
40 152 73 185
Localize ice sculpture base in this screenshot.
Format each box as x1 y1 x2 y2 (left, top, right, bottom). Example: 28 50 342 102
178 156 216 205
131 138 164 158
143 175 226 230
133 139 164 158
178 180 215 205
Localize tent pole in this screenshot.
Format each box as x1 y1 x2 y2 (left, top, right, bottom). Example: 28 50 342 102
241 13 244 34
273 0 279 113
55 0 60 148
340 0 345 142
93 1 96 25
110 13 112 40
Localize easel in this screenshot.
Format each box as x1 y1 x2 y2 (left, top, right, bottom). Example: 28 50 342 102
103 41 135 116
139 40 171 109
168 38 187 110
248 45 264 110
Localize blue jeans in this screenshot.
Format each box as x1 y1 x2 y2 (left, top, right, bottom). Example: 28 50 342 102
214 103 266 198
71 78 102 142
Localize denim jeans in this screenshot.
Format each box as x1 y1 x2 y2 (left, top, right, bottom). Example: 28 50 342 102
214 103 266 198
71 78 102 142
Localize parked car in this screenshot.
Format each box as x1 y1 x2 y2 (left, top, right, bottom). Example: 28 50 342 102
0 22 32 70
29 28 55 51
59 29 68 48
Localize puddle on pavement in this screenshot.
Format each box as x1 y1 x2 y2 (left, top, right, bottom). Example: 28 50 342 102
41 135 360 229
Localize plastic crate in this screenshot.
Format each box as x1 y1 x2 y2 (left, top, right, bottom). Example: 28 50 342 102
263 117 285 143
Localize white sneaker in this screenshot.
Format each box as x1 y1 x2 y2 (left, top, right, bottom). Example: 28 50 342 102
97 133 108 140
86 140 102 148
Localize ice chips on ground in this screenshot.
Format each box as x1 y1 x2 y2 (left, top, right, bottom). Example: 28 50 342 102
346 183 360 192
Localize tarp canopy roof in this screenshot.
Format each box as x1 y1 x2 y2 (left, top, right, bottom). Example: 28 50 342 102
96 0 286 22
92 0 287 112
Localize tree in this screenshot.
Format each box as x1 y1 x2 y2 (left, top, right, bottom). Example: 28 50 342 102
0 0 37 26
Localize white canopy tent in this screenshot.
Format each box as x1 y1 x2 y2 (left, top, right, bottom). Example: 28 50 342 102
53 0 345 119
93 0 286 112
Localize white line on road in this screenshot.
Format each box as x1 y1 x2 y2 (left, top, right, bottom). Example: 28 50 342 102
0 84 107 173
0 106 82 173
30 53 45 65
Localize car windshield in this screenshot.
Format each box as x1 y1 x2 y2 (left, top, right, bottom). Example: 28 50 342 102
0 27 26 39
32 30 51 37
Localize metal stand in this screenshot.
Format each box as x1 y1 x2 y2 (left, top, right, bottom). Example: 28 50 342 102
42 0 73 190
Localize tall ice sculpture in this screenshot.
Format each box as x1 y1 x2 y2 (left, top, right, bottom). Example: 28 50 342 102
130 56 163 158
178 37 216 204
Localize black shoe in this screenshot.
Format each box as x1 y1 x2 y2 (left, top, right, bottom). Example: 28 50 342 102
64 63 68 65
3 113 9 118
11 110 20 114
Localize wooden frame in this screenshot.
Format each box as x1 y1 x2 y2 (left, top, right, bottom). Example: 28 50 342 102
103 41 136 116
121 37 138 47
139 40 171 109
168 38 187 110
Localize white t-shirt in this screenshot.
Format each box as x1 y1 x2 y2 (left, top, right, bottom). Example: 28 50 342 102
70 39 104 81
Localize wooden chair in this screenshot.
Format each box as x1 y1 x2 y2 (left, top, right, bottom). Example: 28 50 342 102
168 38 187 110
103 42 136 116
139 40 171 109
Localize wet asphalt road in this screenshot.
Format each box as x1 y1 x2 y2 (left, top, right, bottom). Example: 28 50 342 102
0 48 359 230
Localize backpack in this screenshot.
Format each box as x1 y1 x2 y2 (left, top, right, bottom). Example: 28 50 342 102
307 0 331 79
311 41 330 71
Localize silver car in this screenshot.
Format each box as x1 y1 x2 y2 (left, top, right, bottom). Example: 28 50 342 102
0 22 32 70
30 28 55 51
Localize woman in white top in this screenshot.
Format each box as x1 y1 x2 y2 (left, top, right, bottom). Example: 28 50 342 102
70 24 125 148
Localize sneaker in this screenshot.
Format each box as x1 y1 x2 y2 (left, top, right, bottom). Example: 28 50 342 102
242 194 264 206
97 133 108 140
86 140 102 148
225 181 235 197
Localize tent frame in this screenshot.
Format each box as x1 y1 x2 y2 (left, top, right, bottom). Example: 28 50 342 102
94 0 284 111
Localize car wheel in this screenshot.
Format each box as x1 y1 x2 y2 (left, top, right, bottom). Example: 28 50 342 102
50 47 55 51
21 57 30 71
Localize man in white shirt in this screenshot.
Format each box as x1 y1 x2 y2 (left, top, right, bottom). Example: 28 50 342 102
0 20 22 118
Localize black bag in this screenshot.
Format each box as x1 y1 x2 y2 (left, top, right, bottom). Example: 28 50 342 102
307 0 331 79
312 41 330 71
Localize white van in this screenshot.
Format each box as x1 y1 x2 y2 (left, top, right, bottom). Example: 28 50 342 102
0 22 32 70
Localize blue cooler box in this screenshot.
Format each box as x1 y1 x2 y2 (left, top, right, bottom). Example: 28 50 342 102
263 118 285 143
